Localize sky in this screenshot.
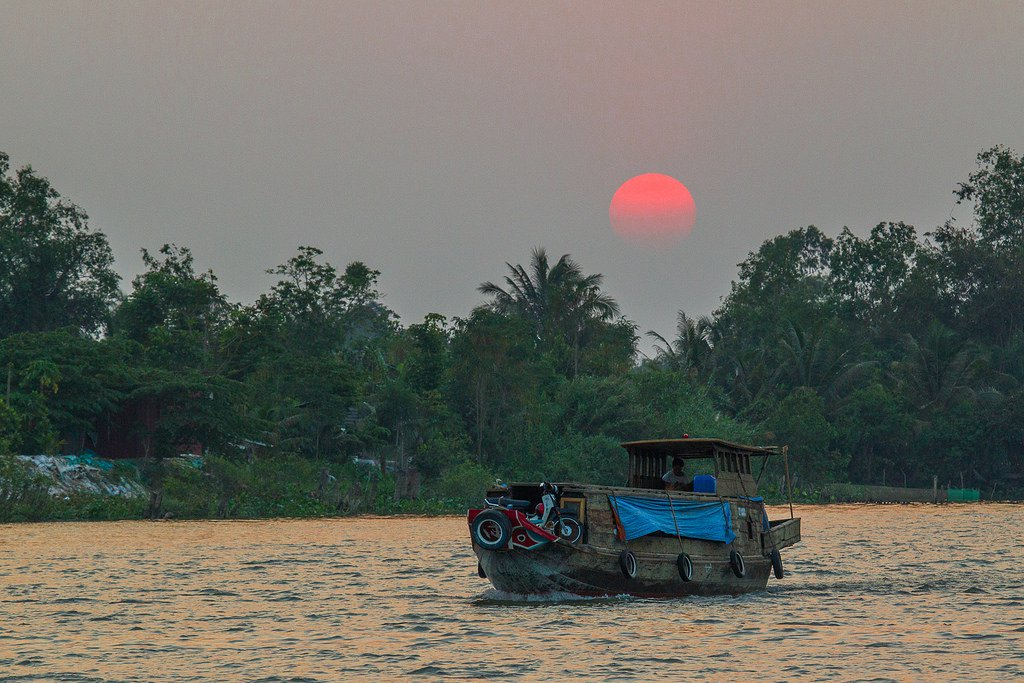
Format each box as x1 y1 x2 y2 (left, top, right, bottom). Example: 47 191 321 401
3 1 1024 351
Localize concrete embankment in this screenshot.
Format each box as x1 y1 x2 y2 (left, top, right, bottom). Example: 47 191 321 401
821 483 987 503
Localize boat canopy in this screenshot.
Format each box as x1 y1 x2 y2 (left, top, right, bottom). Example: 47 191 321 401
621 438 776 491
620 438 776 459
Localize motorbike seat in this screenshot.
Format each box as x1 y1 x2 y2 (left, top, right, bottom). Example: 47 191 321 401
485 496 532 510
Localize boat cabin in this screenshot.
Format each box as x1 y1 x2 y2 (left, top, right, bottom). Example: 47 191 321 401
489 438 777 506
622 438 775 497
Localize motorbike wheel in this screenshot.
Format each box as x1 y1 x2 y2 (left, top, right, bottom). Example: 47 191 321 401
471 510 512 550
556 517 583 544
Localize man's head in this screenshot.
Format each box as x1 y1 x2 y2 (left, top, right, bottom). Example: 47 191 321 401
672 457 685 474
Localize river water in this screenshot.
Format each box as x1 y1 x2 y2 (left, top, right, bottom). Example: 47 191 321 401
1 504 1022 682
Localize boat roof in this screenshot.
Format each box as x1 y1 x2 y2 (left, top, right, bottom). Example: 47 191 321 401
620 438 776 458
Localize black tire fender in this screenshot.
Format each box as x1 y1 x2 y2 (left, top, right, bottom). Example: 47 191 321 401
770 548 784 579
729 549 746 578
471 510 512 550
676 552 693 582
619 550 638 579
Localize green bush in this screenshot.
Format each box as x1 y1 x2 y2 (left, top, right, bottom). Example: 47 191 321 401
0 454 53 522
139 454 388 519
44 494 147 521
424 460 495 508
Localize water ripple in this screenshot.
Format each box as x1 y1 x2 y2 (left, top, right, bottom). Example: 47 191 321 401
0 505 1021 681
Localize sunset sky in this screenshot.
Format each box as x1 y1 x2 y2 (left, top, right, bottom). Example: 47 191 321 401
3 1 1023 347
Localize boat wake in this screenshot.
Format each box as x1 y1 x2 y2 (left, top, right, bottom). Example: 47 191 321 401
471 588 634 605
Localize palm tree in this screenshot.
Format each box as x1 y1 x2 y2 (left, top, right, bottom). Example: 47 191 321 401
898 321 985 411
479 247 620 377
647 311 716 380
723 345 774 419
777 319 856 396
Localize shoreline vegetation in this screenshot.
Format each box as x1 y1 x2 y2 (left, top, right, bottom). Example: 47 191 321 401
2 146 1024 523
2 452 1014 525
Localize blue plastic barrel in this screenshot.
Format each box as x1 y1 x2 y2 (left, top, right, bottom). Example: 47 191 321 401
693 475 716 494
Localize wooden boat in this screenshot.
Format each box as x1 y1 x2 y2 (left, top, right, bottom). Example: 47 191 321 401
467 438 801 597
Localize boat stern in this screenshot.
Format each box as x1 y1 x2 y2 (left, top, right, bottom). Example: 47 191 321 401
764 516 801 551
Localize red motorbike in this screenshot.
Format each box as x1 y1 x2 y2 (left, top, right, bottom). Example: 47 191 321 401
469 494 583 551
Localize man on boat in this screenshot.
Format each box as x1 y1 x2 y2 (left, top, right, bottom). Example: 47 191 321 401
662 457 693 491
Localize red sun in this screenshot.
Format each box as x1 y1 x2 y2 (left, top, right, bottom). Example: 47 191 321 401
609 173 696 244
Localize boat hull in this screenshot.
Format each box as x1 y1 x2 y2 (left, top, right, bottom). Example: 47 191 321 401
474 540 772 598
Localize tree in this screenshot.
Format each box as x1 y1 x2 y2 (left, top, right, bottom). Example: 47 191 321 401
896 321 985 413
721 226 833 332
648 311 716 381
776 319 857 400
575 317 637 378
124 365 250 460
955 145 1024 249
768 387 845 485
0 330 130 453
112 244 230 369
918 146 1024 343
220 248 394 462
403 313 452 394
0 152 120 338
449 309 543 462
0 398 18 454
712 227 837 413
718 344 777 421
835 382 912 484
479 247 622 377
256 246 395 361
364 315 472 494
630 366 754 442
828 222 919 327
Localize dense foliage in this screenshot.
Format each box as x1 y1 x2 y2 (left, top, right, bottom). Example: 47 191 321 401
1 146 1022 518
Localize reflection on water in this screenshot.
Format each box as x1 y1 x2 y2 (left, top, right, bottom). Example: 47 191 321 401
1 505 1022 681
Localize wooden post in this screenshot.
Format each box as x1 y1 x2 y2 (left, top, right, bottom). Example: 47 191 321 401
782 445 794 520
933 475 938 503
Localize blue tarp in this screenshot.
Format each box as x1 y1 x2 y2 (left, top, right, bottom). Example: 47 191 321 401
610 496 736 543
65 453 114 472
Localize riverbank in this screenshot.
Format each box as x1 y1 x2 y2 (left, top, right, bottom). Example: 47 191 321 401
0 453 476 523
2 453 1019 523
